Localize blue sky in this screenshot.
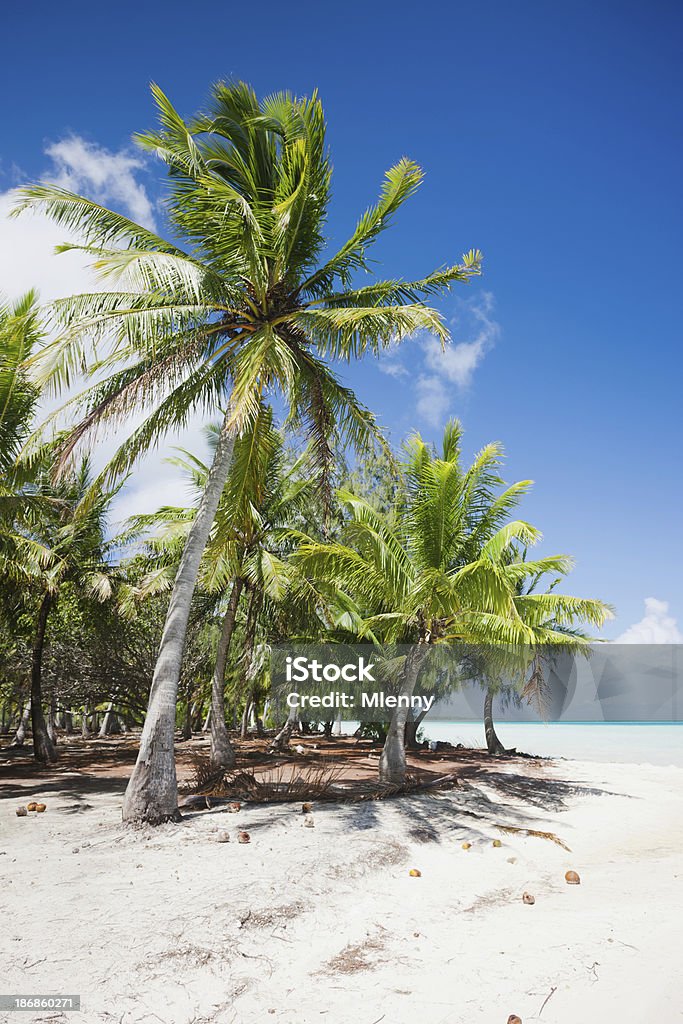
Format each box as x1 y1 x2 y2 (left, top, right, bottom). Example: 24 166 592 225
1 0 682 639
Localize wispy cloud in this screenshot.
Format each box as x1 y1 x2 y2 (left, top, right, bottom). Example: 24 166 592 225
614 598 683 643
0 136 206 526
378 291 500 428
45 136 156 230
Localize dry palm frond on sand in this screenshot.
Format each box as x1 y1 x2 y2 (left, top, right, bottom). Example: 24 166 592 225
182 755 458 805
495 824 571 851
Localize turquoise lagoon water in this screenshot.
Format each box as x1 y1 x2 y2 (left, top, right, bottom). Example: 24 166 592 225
416 722 683 767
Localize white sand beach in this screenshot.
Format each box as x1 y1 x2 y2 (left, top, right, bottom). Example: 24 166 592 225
2 746 682 1024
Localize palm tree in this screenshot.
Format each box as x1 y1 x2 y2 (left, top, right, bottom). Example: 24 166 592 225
14 82 480 822
298 420 569 782
481 560 612 754
298 421 613 781
3 457 121 761
127 405 318 766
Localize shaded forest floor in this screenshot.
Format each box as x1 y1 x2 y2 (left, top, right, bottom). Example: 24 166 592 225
1 731 515 802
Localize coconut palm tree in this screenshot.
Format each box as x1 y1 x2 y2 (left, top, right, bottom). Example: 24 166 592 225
297 420 606 782
14 82 480 821
3 457 122 761
126 405 319 766
481 559 612 754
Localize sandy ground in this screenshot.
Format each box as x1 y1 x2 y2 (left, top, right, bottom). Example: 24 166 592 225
1 743 682 1024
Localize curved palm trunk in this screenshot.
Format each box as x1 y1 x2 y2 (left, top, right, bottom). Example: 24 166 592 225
484 689 507 755
123 414 236 825
379 644 428 784
210 577 243 767
31 593 57 763
271 704 298 752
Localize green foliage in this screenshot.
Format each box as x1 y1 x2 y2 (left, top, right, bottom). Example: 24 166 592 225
13 81 481 501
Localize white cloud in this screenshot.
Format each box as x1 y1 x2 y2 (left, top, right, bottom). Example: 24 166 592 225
415 373 452 428
45 137 156 230
424 291 500 390
378 292 500 429
614 598 683 644
0 137 208 526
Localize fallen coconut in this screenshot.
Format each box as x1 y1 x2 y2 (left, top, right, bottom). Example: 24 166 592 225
215 831 230 843
16 807 27 817
35 803 47 813
301 802 313 814
27 802 38 812
409 868 422 877
565 870 581 885
508 1016 522 1024
238 831 250 844
492 838 502 847
522 891 535 905
228 802 241 813
461 842 472 850
304 816 315 828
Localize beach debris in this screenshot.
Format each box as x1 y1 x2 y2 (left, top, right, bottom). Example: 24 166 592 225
295 744 305 754
227 801 241 812
507 1016 522 1024
522 891 535 905
215 831 230 843
16 806 27 817
492 839 502 847
72 847 80 854
565 870 581 885
304 816 315 828
35 803 47 813
409 868 422 877
496 824 571 852
238 830 251 844
301 802 313 814
27 802 38 812
461 842 472 850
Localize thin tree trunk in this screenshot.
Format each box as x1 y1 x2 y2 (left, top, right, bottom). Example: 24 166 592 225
99 703 119 737
270 704 298 752
122 414 236 825
240 698 252 740
405 706 429 749
47 694 57 745
12 701 31 746
238 588 260 742
180 701 192 741
379 644 428 784
201 706 211 732
81 705 91 738
484 688 509 755
210 577 243 767
31 593 57 763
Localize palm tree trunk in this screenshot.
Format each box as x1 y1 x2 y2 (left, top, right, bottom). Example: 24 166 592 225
484 689 507 755
180 700 193 740
379 644 428 784
12 700 31 746
31 592 57 763
271 704 298 752
99 703 119 737
405 706 429 749
122 413 236 825
238 588 260 741
210 577 243 767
